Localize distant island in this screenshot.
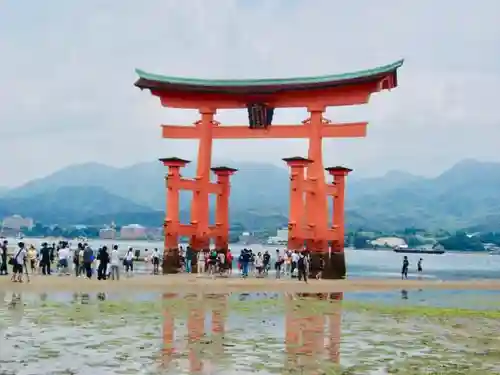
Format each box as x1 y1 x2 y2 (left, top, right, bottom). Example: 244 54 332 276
349 229 496 252
2 219 498 252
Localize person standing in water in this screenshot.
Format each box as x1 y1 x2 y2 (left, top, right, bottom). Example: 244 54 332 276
151 248 160 275
417 258 423 279
226 249 233 275
110 245 120 280
57 242 70 276
74 243 82 277
316 255 325 280
297 251 309 283
263 251 271 276
97 246 110 280
401 256 409 280
39 242 51 275
11 242 27 283
254 252 264 277
124 247 134 277
27 245 37 274
275 249 283 279
291 251 299 277
0 240 8 276
197 249 206 275
82 244 94 279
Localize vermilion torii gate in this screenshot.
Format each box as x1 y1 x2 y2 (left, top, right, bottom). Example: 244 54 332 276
135 59 403 277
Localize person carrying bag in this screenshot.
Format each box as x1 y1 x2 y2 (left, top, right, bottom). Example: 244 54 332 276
10 242 27 283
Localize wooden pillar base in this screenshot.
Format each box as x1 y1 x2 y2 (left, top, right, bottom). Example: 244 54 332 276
191 253 198 274
309 251 346 280
163 248 180 274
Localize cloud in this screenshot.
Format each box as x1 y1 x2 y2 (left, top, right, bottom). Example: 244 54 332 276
0 0 499 186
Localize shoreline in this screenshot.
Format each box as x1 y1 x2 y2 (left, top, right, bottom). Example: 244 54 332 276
1 275 500 293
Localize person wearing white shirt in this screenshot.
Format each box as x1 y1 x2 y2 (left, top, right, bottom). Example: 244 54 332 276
151 248 160 275
110 245 120 280
57 244 70 276
11 242 27 283
197 250 206 275
291 251 299 277
124 248 134 276
78 247 85 277
254 252 264 276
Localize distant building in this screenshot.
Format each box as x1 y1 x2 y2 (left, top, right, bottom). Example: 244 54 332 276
146 227 163 240
100 227 116 240
239 231 258 245
276 228 288 240
2 215 34 231
120 224 147 240
267 227 289 245
370 236 407 248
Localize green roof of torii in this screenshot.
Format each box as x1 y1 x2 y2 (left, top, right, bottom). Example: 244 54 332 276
135 59 404 89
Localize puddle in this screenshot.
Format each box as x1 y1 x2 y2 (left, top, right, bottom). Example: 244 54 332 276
1 291 500 374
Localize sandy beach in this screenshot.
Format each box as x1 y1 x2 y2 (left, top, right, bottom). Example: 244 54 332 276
1 275 500 293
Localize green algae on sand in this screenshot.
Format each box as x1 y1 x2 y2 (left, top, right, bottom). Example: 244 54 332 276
3 294 500 374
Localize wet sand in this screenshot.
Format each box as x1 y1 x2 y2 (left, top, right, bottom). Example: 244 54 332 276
1 274 500 293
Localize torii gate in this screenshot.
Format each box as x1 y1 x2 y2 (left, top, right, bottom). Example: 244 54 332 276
135 59 403 278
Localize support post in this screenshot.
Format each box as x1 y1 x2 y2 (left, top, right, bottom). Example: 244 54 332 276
211 167 237 252
283 157 312 250
159 157 190 274
326 166 351 250
323 166 352 279
191 108 216 251
305 106 329 253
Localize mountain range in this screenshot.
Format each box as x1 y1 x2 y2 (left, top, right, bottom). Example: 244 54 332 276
1 158 500 232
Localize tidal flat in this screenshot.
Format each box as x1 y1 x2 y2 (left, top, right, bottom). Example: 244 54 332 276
1 291 500 375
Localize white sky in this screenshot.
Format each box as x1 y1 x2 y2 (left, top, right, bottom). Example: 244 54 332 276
1 0 499 187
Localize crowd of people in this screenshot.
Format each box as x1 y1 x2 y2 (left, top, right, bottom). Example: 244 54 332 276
179 246 316 282
0 240 319 283
0 240 164 283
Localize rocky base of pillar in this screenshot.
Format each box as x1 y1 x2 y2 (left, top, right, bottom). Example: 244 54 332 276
309 251 346 280
163 248 181 274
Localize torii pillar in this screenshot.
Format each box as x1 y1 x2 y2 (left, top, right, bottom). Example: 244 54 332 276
211 167 238 252
159 158 237 273
159 157 190 273
283 157 313 250
325 166 352 279
283 157 352 279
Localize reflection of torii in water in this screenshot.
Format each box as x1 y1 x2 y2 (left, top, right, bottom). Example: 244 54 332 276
162 293 228 373
162 292 341 373
285 292 342 371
